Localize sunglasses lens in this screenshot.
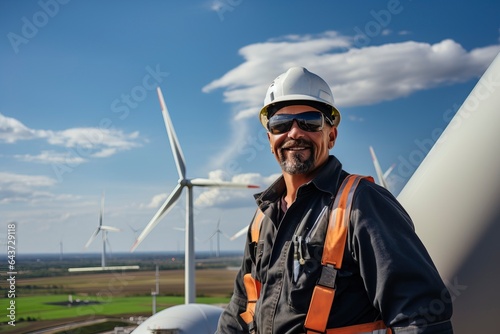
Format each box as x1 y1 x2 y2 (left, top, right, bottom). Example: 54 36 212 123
268 117 293 134
297 113 323 132
268 112 324 134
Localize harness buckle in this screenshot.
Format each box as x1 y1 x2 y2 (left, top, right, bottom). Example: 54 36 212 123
317 264 337 289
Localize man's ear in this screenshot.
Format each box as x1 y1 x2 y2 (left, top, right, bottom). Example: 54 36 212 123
267 132 274 154
328 127 338 149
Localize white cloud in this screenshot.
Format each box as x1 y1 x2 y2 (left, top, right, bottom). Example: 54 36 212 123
202 32 500 172
46 128 141 151
0 113 144 161
0 172 56 203
203 32 500 119
348 115 365 122
144 193 168 209
195 171 279 207
14 150 87 165
91 148 118 158
0 113 42 142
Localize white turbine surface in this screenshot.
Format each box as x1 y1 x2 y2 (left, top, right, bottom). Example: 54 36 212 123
398 52 500 333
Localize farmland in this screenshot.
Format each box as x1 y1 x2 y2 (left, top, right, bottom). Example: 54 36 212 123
0 252 242 333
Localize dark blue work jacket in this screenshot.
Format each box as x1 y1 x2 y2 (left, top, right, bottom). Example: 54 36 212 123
217 156 453 334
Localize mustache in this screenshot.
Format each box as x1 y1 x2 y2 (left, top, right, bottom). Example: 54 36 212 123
280 138 313 150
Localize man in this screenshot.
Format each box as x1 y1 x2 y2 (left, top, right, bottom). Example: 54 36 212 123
216 67 453 333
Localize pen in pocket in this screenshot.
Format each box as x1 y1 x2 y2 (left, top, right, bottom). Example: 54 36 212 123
293 235 306 283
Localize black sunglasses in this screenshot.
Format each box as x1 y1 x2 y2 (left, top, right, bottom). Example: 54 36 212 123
267 111 333 135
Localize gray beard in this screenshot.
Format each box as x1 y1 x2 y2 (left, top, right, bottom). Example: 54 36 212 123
279 150 315 175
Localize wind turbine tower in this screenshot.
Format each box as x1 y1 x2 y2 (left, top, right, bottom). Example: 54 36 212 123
131 87 259 304
152 264 159 315
59 240 63 261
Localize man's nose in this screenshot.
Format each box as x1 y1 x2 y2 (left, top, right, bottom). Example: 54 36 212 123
287 120 305 138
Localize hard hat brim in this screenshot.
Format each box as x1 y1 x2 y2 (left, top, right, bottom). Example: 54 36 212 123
259 94 341 129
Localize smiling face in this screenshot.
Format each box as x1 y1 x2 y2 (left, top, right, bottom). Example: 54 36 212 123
267 105 337 177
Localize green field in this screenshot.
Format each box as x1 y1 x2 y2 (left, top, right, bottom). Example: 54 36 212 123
0 254 241 333
1 294 230 333
3 294 230 321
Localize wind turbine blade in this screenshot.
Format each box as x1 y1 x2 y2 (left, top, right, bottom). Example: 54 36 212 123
190 178 259 188
130 183 184 252
396 53 500 332
101 225 121 232
230 225 248 241
205 230 218 242
157 87 186 180
369 146 389 189
100 191 105 227
383 163 396 179
84 228 100 249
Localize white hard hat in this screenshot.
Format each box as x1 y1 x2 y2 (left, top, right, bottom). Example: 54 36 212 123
259 66 341 129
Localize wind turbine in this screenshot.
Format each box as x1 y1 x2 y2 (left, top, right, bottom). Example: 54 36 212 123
127 223 141 241
84 192 121 268
59 239 63 261
206 219 230 257
369 146 395 191
131 87 259 304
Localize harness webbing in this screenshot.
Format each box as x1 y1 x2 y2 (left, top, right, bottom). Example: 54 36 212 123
304 174 373 333
239 210 265 332
241 174 391 334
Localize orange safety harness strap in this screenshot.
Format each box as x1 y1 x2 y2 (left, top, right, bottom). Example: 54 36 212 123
241 174 391 334
240 273 261 325
305 174 390 334
239 209 265 332
250 209 264 244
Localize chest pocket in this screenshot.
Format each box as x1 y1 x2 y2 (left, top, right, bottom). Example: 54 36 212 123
288 206 328 313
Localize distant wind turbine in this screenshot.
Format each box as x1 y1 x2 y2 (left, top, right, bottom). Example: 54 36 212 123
206 219 230 257
127 223 141 241
84 192 121 268
59 239 63 261
369 146 395 191
130 87 259 304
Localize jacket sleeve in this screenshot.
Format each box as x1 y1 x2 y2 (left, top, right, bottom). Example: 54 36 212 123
215 230 254 333
350 181 454 333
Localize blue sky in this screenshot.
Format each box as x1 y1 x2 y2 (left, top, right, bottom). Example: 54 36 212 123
1 0 499 255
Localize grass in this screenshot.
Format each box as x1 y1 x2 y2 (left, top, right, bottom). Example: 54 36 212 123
2 294 230 321
0 266 238 333
55 320 133 334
